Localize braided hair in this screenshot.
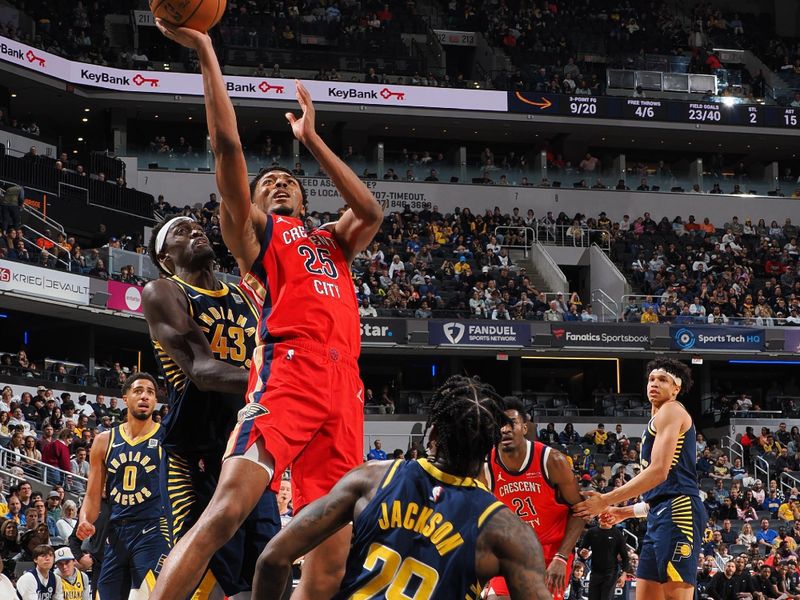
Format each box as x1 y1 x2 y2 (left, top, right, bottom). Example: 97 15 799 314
424 375 508 477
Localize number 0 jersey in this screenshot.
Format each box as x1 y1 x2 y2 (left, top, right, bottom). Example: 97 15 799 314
333 459 505 600
105 424 164 522
487 440 569 550
240 215 360 359
151 276 259 458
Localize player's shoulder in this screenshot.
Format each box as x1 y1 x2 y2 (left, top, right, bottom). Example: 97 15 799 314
142 277 183 306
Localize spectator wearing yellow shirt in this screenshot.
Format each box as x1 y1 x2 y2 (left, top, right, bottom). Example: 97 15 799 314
454 256 472 278
772 525 798 551
778 498 800 522
586 423 608 448
640 305 659 323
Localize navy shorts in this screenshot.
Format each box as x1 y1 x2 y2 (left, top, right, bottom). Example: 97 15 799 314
163 450 281 596
97 517 170 598
638 495 706 585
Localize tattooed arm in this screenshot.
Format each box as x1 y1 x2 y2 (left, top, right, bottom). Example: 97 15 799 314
476 507 553 600
252 461 391 599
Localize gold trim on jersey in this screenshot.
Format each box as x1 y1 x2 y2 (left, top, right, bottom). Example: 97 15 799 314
117 422 161 447
171 275 230 297
670 495 694 542
192 570 220 600
242 272 267 306
477 500 505 528
671 431 686 467
167 454 196 541
380 460 403 489
417 459 489 491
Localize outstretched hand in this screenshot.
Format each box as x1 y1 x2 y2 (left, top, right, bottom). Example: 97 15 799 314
155 18 210 51
574 490 611 519
285 80 317 145
599 506 628 526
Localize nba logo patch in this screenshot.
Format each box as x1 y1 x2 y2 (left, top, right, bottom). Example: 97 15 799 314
671 542 692 562
430 486 444 503
148 439 159 448
231 293 243 304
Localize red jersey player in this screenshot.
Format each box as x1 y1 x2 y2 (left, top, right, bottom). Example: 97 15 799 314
483 398 586 600
151 21 382 600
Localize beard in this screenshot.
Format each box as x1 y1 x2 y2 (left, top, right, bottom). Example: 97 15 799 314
131 411 152 421
270 204 294 217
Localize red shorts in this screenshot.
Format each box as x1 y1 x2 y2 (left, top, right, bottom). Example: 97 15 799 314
224 339 364 512
487 544 572 599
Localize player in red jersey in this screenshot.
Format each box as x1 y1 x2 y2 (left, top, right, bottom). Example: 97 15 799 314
482 398 586 600
150 22 383 600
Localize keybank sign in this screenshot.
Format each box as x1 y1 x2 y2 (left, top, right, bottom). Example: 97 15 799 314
429 321 531 346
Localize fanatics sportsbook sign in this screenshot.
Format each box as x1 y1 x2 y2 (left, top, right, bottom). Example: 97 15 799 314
550 323 651 349
428 321 531 347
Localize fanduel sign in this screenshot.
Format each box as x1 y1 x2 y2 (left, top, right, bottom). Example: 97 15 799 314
550 323 651 349
429 321 530 346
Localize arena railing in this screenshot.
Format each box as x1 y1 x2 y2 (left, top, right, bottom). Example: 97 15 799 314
720 435 745 470
754 455 770 488
0 445 88 495
493 226 536 257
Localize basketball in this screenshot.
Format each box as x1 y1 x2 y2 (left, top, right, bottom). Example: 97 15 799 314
149 0 226 32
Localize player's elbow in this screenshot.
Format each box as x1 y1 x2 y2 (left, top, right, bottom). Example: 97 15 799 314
649 463 671 483
191 363 218 392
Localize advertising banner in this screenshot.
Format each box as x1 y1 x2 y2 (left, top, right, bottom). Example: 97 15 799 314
428 320 530 346
785 329 800 353
0 35 506 112
360 318 407 344
550 323 651 349
670 325 765 351
0 259 89 304
433 30 477 46
107 281 143 314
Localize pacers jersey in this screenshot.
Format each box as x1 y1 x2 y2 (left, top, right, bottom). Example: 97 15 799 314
241 215 360 359
640 403 699 502
333 459 505 600
60 571 88 600
151 276 259 457
487 440 569 549
105 424 164 521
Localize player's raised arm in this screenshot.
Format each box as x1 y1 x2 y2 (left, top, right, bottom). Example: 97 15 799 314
477 507 553 600
155 20 265 269
76 430 109 540
252 462 383 600
286 81 383 262
142 280 249 394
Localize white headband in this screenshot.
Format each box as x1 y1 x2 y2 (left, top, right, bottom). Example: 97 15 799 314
650 368 682 388
156 217 194 275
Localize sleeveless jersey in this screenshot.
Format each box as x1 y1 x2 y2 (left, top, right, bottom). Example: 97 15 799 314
105 424 164 521
241 215 360 358
488 440 569 549
640 403 699 502
17 568 57 600
60 571 88 600
152 276 259 458
333 459 505 600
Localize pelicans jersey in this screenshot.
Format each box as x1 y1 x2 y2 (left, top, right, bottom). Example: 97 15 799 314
227 214 364 511
99 424 170 599
151 275 280 597
59 571 89 600
333 459 505 600
637 402 705 586
486 441 572 598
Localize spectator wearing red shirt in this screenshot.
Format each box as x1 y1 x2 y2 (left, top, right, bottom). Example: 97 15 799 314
376 4 392 22
765 254 787 276
41 428 72 485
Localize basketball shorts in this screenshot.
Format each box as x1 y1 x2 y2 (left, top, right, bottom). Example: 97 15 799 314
488 543 573 599
163 450 281 596
225 339 364 512
96 517 170 599
638 494 705 585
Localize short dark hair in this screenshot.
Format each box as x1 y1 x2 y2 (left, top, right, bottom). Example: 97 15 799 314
502 396 528 420
121 372 157 396
424 375 507 477
147 219 172 276
645 358 693 396
32 544 54 559
249 166 308 209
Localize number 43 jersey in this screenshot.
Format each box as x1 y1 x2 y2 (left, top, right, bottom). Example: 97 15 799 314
334 459 505 600
151 276 260 458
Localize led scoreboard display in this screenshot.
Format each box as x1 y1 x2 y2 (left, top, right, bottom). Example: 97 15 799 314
508 92 800 129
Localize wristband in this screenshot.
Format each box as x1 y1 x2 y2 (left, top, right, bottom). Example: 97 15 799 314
552 554 569 565
633 501 649 518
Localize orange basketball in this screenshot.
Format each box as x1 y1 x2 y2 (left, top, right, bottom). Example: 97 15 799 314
149 0 226 33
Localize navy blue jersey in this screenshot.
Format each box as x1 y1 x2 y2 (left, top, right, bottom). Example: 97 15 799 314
105 424 164 521
333 459 505 600
152 276 259 458
17 568 57 600
640 403 699 503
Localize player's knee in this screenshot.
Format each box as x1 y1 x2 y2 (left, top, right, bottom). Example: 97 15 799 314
197 503 250 544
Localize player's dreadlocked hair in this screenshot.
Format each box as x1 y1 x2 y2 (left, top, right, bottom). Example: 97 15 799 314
424 375 508 477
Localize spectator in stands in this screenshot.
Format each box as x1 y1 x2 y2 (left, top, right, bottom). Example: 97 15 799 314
757 518 779 548
560 423 580 446
69 446 89 494
366 440 387 461
544 300 562 321
539 423 559 445
55 500 77 540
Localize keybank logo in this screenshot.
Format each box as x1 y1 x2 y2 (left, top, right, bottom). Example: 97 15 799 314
443 322 465 344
